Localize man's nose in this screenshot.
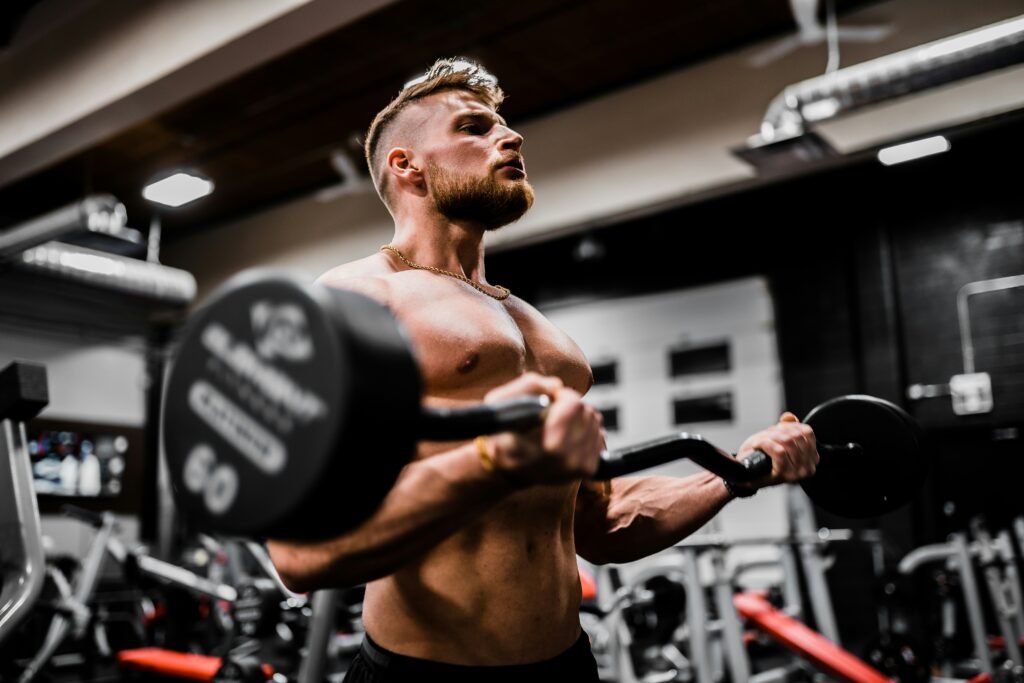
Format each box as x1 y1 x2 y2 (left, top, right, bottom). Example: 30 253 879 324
499 127 524 151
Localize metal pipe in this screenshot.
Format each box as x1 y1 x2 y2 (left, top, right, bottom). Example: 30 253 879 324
711 548 751 682
972 521 1023 666
0 421 47 645
952 532 994 675
122 548 238 602
18 514 119 683
681 549 714 683
752 14 1024 146
957 274 1024 374
297 590 338 683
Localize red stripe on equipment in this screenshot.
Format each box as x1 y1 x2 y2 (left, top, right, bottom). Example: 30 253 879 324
579 566 598 602
118 648 221 681
733 592 893 683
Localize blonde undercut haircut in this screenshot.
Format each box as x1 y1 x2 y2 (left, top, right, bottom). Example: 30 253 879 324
363 58 504 206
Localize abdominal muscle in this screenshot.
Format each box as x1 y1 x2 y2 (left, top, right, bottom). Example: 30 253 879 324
360 475 585 665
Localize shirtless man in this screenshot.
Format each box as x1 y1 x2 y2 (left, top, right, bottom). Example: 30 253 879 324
266 58 819 682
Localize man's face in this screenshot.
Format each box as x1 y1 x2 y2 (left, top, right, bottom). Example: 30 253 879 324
413 90 534 229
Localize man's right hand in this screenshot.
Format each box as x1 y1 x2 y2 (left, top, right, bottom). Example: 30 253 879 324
481 372 605 485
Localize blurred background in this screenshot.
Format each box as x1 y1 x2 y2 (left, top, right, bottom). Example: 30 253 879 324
1 1 1023 681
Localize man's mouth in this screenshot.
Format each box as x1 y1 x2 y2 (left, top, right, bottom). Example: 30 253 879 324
497 157 525 173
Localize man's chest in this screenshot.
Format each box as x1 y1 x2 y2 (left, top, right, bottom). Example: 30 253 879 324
391 285 592 397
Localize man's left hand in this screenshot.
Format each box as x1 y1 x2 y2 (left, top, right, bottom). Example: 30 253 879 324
736 413 820 488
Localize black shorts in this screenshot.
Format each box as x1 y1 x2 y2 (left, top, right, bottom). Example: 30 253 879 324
343 631 601 682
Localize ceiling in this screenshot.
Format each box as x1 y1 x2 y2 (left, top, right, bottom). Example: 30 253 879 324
0 2 35 49
0 0 880 246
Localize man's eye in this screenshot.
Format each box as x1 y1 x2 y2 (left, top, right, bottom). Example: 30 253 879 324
460 123 483 134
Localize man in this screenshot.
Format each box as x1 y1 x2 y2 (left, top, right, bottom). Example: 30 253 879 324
267 58 819 681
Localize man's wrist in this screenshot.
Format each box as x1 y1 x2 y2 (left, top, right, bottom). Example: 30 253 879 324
722 477 757 499
475 435 528 488
474 435 497 472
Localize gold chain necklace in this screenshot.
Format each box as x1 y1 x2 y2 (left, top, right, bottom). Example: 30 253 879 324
380 244 511 301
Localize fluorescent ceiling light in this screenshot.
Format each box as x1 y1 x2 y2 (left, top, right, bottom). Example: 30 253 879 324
143 172 214 207
878 136 950 166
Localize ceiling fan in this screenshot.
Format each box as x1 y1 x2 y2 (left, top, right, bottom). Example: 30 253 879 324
315 149 373 203
748 0 894 69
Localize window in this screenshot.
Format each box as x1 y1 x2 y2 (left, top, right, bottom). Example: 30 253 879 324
591 360 618 386
669 342 730 377
672 393 733 424
598 406 619 432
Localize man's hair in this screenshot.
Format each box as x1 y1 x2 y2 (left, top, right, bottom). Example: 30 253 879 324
364 57 504 205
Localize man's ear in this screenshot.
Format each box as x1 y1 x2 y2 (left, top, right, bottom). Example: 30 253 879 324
386 148 425 193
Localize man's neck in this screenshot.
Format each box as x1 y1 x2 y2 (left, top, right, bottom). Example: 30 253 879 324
389 211 491 280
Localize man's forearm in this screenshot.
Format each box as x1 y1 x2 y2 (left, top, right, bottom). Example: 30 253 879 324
577 472 733 565
267 443 516 590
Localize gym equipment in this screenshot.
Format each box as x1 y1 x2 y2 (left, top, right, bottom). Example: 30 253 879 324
13 506 121 683
0 195 131 261
862 632 931 683
734 591 893 683
580 523 879 683
897 525 1024 679
0 362 49 645
118 648 273 682
232 578 279 639
0 361 344 682
671 523 877 683
970 518 1024 670
0 195 196 306
800 394 924 518
3 500 244 683
162 272 926 539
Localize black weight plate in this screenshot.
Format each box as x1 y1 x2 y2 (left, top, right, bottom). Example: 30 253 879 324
801 395 926 518
163 271 349 537
301 285 422 539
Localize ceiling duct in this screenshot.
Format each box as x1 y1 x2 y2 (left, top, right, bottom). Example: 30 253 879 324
736 13 1024 172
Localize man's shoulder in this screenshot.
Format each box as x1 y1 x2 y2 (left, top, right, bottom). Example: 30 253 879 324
504 294 550 324
316 253 397 305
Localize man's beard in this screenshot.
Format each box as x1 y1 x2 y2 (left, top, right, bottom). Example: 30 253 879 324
430 164 535 230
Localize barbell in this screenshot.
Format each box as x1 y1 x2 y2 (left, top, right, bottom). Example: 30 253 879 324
161 271 927 540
